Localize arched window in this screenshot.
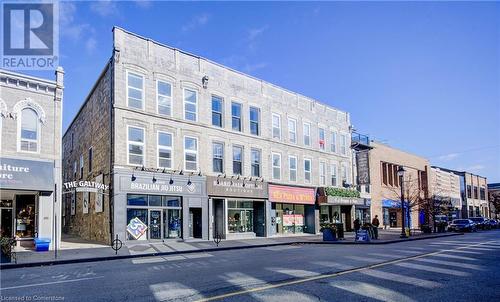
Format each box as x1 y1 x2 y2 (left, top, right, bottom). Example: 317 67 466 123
19 108 39 152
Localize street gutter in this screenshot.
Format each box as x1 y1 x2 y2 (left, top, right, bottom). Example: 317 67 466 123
0 232 463 270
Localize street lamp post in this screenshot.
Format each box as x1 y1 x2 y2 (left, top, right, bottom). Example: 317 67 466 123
397 166 407 238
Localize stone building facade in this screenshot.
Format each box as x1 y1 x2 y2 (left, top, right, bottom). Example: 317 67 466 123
369 141 430 229
62 27 353 244
0 68 64 249
429 166 462 219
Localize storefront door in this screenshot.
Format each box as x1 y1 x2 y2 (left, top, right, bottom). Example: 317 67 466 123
389 211 398 227
149 210 162 240
189 208 202 239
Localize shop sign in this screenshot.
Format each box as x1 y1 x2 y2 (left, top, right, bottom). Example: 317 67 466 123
283 214 304 226
120 175 203 196
64 180 109 192
127 217 148 240
324 196 366 206
356 150 370 185
0 157 54 191
268 185 315 204
206 176 268 199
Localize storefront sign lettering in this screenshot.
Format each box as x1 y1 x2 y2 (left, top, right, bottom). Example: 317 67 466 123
130 182 185 193
0 157 54 191
356 150 370 185
64 180 109 191
206 176 268 199
269 185 315 204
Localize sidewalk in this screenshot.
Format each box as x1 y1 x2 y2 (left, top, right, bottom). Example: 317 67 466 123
1 230 462 269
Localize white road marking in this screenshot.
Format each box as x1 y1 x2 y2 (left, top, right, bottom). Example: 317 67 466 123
0 276 105 291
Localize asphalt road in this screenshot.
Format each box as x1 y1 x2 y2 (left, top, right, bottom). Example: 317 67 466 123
1 230 499 302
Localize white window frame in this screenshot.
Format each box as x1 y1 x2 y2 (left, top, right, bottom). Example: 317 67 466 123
272 113 281 140
319 128 326 151
319 161 326 185
211 95 224 128
288 118 297 144
272 152 282 180
184 136 198 172
232 145 244 175
289 155 297 182
303 122 311 146
340 133 348 156
249 106 260 136
304 158 312 183
331 132 337 153
157 131 173 169
251 148 261 177
127 125 145 166
156 80 173 116
183 88 198 122
231 101 243 132
341 162 349 185
17 107 40 153
212 142 224 173
331 163 338 187
126 70 145 110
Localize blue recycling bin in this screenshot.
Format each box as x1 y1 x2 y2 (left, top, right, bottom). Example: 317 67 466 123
34 238 51 252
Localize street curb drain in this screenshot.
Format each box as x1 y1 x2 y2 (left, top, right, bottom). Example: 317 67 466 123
0 232 464 270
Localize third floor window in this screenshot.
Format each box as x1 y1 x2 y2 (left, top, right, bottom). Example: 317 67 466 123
184 89 197 121
127 72 144 109
249 106 260 135
303 123 311 146
272 113 281 140
157 80 172 116
232 102 242 132
288 118 297 144
212 96 223 127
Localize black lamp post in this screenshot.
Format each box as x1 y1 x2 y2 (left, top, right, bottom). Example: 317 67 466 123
397 166 407 238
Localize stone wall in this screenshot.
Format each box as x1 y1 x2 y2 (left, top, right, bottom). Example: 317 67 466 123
62 65 113 244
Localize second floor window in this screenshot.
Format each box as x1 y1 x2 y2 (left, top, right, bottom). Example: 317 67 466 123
233 146 243 175
320 162 326 185
303 123 311 146
79 154 84 179
249 107 260 135
184 89 197 121
272 153 281 180
88 147 93 173
319 128 325 150
232 102 242 132
331 163 338 186
212 96 223 127
158 132 173 169
251 149 261 177
289 156 297 181
467 185 472 198
73 161 77 179
19 108 39 152
288 118 297 143
128 126 144 165
304 159 311 183
341 162 349 185
127 72 143 109
213 143 224 173
272 113 281 139
184 136 198 171
157 81 172 116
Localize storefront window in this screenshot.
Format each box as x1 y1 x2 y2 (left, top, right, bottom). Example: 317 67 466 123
276 203 305 234
126 194 182 240
15 195 36 238
320 205 341 224
227 200 254 233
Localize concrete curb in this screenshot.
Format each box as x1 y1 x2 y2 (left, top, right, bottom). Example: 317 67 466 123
0 232 463 270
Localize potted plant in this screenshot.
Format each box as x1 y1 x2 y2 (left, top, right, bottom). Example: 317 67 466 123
320 223 338 241
0 237 15 263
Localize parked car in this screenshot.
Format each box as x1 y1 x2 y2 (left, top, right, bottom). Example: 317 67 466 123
469 217 488 230
485 219 498 229
448 219 476 232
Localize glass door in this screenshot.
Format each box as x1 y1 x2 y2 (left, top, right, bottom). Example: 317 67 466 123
164 208 181 239
149 210 162 240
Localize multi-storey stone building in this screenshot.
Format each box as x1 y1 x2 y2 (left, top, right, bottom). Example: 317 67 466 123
368 141 430 229
429 166 462 219
62 27 352 244
0 68 64 249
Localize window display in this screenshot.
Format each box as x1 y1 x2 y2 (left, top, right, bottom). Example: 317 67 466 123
227 200 254 233
276 203 305 234
15 195 36 238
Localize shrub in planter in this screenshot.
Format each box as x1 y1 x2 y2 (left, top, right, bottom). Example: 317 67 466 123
320 223 338 241
0 237 14 263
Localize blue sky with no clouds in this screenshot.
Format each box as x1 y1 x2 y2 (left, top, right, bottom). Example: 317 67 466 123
23 1 500 181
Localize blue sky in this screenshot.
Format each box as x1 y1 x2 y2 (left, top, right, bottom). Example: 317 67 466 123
25 0 499 181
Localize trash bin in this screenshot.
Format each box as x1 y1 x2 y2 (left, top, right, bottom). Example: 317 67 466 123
34 238 51 252
322 228 337 241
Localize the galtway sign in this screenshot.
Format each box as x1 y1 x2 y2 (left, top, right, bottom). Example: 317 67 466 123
64 180 109 193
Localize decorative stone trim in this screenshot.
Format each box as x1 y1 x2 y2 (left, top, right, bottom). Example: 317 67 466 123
12 98 47 124
0 98 7 118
